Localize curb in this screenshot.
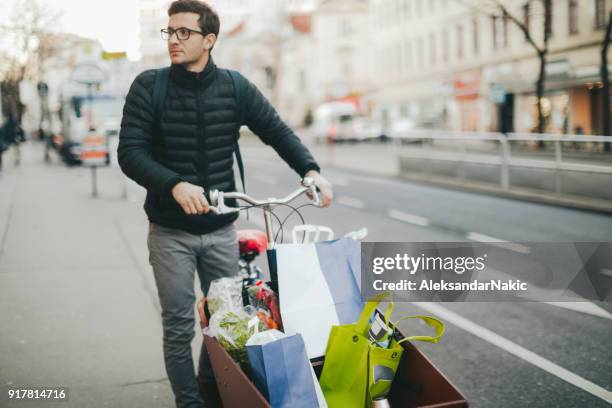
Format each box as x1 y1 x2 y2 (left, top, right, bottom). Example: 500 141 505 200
397 172 612 214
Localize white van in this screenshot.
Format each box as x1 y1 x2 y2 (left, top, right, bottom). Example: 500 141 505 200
311 102 359 143
58 94 122 165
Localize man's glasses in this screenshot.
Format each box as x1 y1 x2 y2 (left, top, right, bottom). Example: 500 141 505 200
161 27 206 41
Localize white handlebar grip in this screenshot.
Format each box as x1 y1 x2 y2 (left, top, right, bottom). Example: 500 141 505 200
209 189 220 206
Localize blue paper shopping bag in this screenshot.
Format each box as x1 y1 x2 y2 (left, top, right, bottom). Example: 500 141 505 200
246 330 327 408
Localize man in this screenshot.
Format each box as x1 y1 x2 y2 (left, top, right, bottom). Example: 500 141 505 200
117 1 332 407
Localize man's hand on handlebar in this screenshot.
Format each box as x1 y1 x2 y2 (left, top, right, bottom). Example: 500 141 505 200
171 181 210 215
304 170 333 208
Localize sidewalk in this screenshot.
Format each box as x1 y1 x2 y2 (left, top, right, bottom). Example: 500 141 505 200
0 142 180 407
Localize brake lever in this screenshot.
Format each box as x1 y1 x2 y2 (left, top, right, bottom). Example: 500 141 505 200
302 177 321 207
312 187 322 207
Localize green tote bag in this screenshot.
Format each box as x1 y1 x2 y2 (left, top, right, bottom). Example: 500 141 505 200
319 299 445 408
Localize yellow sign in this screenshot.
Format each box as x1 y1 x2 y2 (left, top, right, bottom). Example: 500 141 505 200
101 51 127 60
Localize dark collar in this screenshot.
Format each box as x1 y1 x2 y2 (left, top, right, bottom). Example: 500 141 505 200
169 56 217 89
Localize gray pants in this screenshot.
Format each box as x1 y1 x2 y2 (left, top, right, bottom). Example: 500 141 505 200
148 222 239 408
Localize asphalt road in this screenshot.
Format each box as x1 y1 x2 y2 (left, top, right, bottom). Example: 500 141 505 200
272 136 612 203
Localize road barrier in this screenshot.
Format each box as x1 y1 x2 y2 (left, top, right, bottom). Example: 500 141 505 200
394 130 612 212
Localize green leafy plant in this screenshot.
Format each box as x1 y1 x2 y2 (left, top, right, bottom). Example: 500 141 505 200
216 311 265 374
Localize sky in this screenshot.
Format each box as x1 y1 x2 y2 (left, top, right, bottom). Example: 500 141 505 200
0 0 145 60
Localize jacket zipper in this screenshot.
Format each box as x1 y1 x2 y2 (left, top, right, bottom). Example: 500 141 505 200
195 87 207 190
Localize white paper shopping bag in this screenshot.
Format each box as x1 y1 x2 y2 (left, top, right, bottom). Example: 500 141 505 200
275 238 363 358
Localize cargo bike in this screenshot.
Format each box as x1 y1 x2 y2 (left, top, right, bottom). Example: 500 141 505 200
198 177 468 408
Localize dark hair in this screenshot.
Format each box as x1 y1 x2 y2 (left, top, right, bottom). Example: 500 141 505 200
168 0 220 46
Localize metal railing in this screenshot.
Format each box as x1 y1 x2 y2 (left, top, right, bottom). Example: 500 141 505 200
394 130 612 194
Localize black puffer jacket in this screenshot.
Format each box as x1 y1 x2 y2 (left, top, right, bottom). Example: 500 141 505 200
118 56 320 234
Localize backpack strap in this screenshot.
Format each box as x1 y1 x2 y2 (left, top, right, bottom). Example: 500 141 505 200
152 67 170 155
226 69 247 194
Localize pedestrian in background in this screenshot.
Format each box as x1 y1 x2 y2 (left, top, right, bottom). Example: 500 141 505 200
0 115 25 170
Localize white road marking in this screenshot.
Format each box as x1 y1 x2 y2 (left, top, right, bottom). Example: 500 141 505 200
387 209 430 227
412 302 612 404
251 172 277 185
544 302 612 320
466 232 532 254
600 269 612 278
336 195 365 209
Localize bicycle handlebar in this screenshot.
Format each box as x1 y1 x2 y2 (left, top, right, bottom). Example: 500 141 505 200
208 177 320 215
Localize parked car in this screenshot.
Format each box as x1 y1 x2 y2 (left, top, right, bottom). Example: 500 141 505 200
351 117 385 142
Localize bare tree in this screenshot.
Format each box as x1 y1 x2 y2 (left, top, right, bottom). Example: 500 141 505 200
0 0 62 123
460 0 552 137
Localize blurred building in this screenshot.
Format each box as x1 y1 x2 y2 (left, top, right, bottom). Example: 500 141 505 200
212 0 323 126
277 0 370 126
138 0 171 69
217 0 371 127
368 0 611 135
210 0 291 107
